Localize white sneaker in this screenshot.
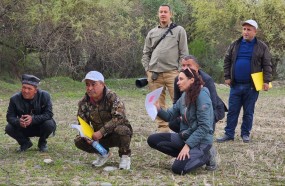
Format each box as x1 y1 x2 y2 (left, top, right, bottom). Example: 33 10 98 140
92 153 112 167
119 155 131 170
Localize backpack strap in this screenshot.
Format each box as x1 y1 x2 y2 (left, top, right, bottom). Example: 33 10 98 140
151 23 177 52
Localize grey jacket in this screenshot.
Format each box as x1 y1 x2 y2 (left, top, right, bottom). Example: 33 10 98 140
224 36 272 86
141 23 189 72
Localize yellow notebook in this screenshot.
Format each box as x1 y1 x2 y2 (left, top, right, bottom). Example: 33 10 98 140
77 116 94 139
251 72 272 91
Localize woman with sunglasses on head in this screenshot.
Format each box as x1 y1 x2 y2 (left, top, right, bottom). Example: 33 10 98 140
147 68 214 175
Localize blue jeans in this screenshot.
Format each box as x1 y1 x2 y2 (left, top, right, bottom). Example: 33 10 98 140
225 83 259 138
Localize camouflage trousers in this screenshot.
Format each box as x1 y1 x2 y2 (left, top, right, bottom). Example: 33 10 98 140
74 124 132 157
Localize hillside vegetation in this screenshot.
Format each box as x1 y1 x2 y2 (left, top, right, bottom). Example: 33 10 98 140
1 0 285 81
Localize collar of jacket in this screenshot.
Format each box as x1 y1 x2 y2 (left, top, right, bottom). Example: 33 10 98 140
158 22 173 28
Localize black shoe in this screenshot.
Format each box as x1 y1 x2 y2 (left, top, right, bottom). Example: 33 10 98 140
216 134 234 143
38 144 48 152
205 146 217 171
17 141 33 152
242 135 250 143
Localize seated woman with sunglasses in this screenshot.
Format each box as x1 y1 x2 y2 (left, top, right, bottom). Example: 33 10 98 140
147 68 214 175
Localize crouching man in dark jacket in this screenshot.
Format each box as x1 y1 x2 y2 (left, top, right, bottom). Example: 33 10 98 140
5 74 56 152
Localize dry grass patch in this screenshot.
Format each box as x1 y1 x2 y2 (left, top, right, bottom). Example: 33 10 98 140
0 78 285 185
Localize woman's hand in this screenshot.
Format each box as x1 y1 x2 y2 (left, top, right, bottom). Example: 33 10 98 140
177 144 190 160
154 101 161 111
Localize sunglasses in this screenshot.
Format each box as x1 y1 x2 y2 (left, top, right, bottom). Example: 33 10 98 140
183 67 195 78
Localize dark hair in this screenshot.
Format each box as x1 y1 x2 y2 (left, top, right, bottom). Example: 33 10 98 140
182 55 200 67
181 68 205 105
159 4 172 12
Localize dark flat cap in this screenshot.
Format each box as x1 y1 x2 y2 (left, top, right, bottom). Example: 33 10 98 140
22 74 40 87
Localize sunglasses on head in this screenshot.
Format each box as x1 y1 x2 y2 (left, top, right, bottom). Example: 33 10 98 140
183 67 195 78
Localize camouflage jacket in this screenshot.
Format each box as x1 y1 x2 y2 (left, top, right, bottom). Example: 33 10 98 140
77 87 131 136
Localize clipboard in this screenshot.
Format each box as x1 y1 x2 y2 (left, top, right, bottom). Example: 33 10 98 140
71 116 94 139
251 72 272 91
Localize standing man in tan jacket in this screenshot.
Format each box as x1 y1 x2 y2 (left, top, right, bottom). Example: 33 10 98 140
141 4 189 132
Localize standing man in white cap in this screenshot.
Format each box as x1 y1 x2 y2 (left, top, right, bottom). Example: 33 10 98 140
74 71 133 170
5 74 56 152
217 20 272 143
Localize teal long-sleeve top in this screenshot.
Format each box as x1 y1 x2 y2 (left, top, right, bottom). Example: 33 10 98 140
157 87 214 148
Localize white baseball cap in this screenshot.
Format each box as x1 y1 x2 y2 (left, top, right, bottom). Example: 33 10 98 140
82 71 104 82
242 19 258 29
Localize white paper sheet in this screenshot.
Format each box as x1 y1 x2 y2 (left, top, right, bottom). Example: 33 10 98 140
71 124 84 137
145 87 163 121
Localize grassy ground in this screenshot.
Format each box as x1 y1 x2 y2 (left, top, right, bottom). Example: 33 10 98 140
0 77 284 186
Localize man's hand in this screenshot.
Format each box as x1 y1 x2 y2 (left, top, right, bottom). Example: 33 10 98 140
92 131 103 141
263 83 270 91
177 144 190 161
20 115 32 128
82 137 93 145
225 79 231 86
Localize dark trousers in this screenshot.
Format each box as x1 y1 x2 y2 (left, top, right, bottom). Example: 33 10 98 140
5 119 56 147
147 133 211 175
74 125 132 157
225 83 259 138
168 117 181 133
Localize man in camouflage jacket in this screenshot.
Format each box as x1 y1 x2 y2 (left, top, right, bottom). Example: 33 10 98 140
74 71 133 169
